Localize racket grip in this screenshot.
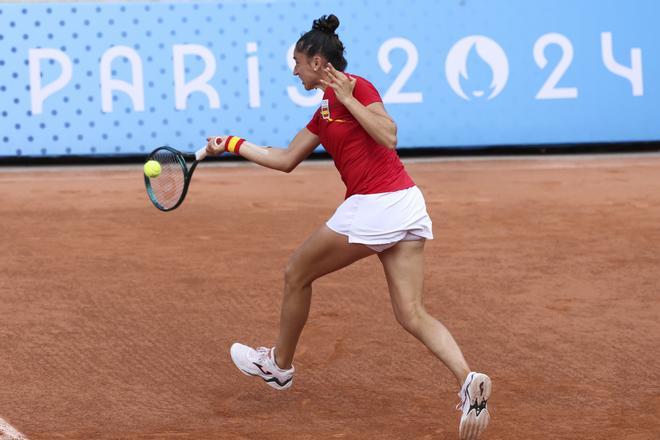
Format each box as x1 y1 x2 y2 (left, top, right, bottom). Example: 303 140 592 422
195 146 208 161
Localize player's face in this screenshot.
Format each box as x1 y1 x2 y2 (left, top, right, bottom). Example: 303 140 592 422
293 51 323 90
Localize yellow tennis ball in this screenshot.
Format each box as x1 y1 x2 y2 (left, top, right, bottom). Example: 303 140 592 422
144 160 161 178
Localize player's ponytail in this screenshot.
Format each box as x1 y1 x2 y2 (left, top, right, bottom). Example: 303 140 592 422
295 14 347 71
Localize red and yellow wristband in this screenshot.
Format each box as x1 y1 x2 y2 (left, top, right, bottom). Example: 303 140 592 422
225 136 245 155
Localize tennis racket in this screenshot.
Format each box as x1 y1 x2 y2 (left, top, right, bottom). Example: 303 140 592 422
144 145 208 211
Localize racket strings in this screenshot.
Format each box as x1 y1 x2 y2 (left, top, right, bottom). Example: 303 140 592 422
147 150 186 209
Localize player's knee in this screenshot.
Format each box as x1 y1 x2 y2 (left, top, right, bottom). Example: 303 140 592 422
395 304 425 334
283 260 311 290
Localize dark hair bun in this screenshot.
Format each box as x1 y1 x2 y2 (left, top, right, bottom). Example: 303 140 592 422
312 14 340 34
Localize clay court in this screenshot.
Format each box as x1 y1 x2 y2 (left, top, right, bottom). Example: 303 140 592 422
0 154 659 439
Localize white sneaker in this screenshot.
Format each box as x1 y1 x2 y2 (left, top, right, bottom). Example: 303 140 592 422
457 372 492 439
230 343 295 390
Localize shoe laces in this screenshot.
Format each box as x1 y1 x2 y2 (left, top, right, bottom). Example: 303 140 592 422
255 346 270 354
254 346 272 363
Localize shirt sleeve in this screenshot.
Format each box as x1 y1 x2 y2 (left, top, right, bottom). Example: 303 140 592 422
353 76 382 107
306 108 321 135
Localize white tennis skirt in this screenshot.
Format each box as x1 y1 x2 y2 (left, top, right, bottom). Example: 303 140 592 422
326 186 434 252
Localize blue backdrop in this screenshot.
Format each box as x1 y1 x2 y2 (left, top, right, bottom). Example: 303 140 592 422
0 0 657 157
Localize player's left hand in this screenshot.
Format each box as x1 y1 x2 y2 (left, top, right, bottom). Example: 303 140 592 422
321 63 356 105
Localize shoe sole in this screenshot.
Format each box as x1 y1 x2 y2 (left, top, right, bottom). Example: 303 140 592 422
459 374 492 440
230 348 293 391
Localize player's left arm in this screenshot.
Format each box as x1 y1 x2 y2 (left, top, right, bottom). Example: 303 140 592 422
321 64 398 150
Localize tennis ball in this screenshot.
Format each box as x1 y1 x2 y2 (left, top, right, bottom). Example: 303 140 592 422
144 160 161 178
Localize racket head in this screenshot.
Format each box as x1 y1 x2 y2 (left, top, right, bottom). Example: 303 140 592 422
144 146 190 211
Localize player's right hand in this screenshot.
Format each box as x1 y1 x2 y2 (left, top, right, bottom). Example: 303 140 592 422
206 136 227 156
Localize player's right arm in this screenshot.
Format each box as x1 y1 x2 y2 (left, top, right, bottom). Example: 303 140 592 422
206 128 319 173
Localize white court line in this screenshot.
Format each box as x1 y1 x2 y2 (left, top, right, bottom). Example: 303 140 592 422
0 418 27 440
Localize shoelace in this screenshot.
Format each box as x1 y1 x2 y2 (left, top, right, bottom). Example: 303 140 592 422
254 346 293 373
254 346 271 362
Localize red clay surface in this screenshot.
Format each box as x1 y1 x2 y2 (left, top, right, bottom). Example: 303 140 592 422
1 154 659 439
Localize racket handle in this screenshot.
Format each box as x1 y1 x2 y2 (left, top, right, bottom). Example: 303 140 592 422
195 146 208 161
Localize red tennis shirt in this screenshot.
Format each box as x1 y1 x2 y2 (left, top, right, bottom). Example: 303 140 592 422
306 74 415 199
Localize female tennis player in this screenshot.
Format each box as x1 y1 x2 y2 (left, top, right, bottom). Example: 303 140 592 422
205 15 491 439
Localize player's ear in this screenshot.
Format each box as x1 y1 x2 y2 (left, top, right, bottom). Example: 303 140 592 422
311 55 323 72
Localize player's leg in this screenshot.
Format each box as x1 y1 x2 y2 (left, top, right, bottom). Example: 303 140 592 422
377 239 470 384
274 225 375 368
230 225 374 389
378 239 491 439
